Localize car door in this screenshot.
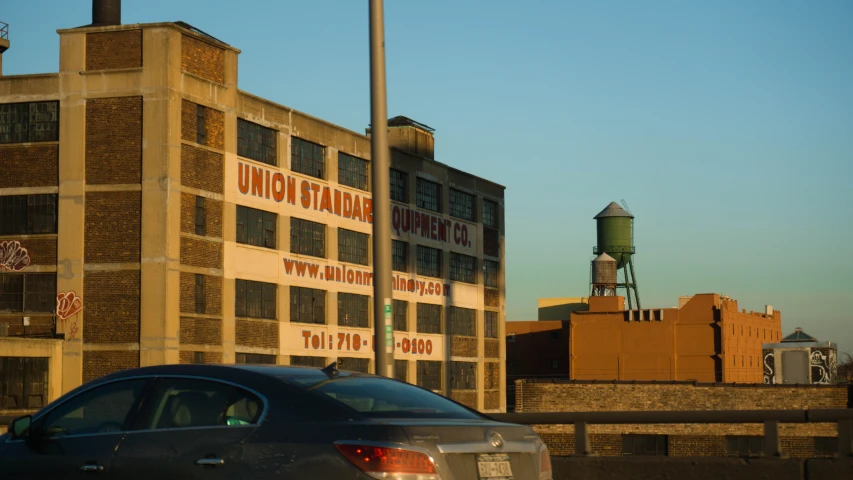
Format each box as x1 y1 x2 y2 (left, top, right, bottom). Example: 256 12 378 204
0 378 150 480
111 377 262 480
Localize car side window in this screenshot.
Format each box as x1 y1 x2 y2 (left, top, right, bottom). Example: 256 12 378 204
144 378 262 430
39 379 148 437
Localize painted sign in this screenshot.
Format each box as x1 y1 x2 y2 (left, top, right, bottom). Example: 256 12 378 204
299 327 439 357
0 240 31 271
56 291 83 341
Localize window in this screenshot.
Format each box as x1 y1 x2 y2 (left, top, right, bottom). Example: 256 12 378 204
417 303 442 334
450 361 476 390
551 360 559 369
417 360 442 391
450 252 476 283
338 152 369 191
416 178 441 212
484 311 498 338
194 196 206 236
193 351 206 363
338 293 369 328
0 357 48 410
194 274 205 314
237 118 276 166
392 240 408 272
338 357 369 373
814 437 838 458
0 101 59 144
196 104 207 145
416 245 441 278
291 137 325 179
390 169 407 202
483 199 499 229
290 218 326 258
0 194 58 235
0 273 56 313
290 355 327 367
144 378 262 429
449 307 476 337
395 360 408 382
725 436 763 458
449 188 475 221
393 299 408 331
235 279 276 320
290 286 326 324
236 205 276 249
236 353 276 365
338 229 369 265
41 379 147 436
622 435 668 456
485 362 499 390
484 260 500 288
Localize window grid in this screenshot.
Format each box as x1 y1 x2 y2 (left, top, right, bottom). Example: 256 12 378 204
338 357 369 373
0 274 56 313
0 101 59 144
290 355 326 367
725 436 763 458
0 194 58 236
338 152 369 191
0 357 49 410
390 169 407 202
290 286 326 325
450 361 477 390
194 196 206 236
237 118 276 166
449 307 476 337
392 240 408 272
450 252 476 284
484 260 500 288
236 205 276 249
194 274 205 314
196 104 207 145
484 311 499 338
417 360 442 391
416 245 441 278
338 293 369 328
236 353 277 365
290 218 326 258
338 229 369 265
622 435 668 456
395 360 408 382
449 188 475 221
416 178 441 212
291 137 326 179
416 303 442 334
483 199 499 229
393 300 408 331
235 279 276 320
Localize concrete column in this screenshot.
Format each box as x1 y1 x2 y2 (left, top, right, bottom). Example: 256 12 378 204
221 204 236 363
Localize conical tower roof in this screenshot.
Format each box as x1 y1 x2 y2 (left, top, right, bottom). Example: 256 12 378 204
593 252 617 263
594 201 634 219
781 327 817 343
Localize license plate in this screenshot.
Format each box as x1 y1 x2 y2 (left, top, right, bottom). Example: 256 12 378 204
476 453 513 479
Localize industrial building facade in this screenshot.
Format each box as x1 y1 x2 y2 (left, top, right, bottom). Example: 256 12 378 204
0 21 506 413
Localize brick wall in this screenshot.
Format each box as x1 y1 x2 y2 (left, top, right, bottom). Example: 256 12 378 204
485 390 500 410
180 237 222 269
86 30 142 70
450 390 476 409
83 350 139 383
179 316 222 346
235 318 278 350
450 336 478 357
669 436 727 456
179 351 223 364
0 145 58 188
181 145 224 193
86 97 142 184
83 270 140 343
19 237 56 266
485 288 500 307
181 100 224 150
484 338 500 358
180 192 222 238
783 437 817 459
85 191 141 264
181 35 225 84
179 272 222 316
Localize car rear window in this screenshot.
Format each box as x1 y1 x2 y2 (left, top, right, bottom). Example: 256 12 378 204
281 374 483 419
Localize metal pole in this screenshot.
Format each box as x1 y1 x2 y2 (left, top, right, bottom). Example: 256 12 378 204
369 0 394 378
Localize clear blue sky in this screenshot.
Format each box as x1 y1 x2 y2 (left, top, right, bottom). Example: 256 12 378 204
3 1 851 354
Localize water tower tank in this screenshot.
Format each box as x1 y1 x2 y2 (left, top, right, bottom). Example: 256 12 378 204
592 253 617 285
594 201 634 269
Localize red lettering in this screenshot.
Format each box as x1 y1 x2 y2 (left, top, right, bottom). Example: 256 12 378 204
392 206 401 235
295 262 307 276
307 263 319 278
312 334 320 349
407 279 415 292
454 223 461 244
311 183 320 210
265 170 271 199
402 208 411 233
402 338 411 353
319 187 332 213
300 181 311 208
418 339 425 354
283 259 294 274
287 177 296 205
414 211 421 233
425 340 433 355
352 195 363 221
238 163 250 194
343 192 353 218
302 330 311 348
438 220 447 242
353 334 361 351
421 213 430 237
251 167 264 197
364 198 373 224
435 284 442 296
334 190 342 215
346 270 354 284
430 216 437 240
461 225 469 246
272 173 285 202
428 283 435 295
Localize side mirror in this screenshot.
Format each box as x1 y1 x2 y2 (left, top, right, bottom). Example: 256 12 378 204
9 415 32 439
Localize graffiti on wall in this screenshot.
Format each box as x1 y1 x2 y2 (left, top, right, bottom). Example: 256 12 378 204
810 348 837 384
0 240 31 271
763 350 776 384
56 291 83 341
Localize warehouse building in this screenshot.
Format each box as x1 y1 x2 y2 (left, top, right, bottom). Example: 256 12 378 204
0 6 506 414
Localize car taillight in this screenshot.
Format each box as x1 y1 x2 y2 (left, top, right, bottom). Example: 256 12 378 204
540 445 552 480
335 443 438 479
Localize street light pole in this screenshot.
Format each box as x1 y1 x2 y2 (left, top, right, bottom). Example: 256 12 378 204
369 0 394 378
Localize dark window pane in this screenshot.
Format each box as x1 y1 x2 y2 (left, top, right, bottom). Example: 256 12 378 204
0 274 25 312
0 194 57 235
290 286 326 324
338 357 369 373
390 169 407 202
0 101 59 144
236 205 276 249
42 379 147 436
416 245 441 278
338 152 369 191
484 311 499 338
395 360 408 383
393 300 408 331
0 357 49 410
290 355 326 367
291 218 325 258
416 178 441 213
450 252 476 284
194 274 205 314
23 274 56 313
449 307 476 337
449 188 475 221
338 229 369 265
195 196 206 236
235 279 276 320
144 378 262 428
416 360 442 392
450 361 476 390
622 434 668 456
196 104 207 145
483 199 499 229
338 293 369 328
236 353 277 365
416 303 441 334
484 260 500 288
392 240 408 272
291 137 325 179
237 118 277 166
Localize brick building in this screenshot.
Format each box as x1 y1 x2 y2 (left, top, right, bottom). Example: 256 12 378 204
0 12 506 414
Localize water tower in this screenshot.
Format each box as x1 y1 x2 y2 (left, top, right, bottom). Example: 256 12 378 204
591 201 641 309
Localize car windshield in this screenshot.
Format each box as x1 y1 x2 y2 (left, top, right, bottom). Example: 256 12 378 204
281 374 483 419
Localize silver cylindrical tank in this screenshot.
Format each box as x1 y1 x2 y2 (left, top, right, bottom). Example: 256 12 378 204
592 253 617 285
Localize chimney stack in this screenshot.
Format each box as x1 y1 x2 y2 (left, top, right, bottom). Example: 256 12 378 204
0 21 9 76
92 0 121 26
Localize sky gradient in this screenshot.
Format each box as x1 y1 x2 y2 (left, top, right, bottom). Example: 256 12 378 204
3 1 851 354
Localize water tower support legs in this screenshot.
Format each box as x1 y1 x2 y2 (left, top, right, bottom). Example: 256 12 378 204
623 263 634 310
628 259 641 310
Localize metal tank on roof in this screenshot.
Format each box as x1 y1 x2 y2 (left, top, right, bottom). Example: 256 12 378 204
591 253 617 297
594 201 634 269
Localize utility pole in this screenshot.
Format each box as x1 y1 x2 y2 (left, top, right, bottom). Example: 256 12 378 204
369 0 394 378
